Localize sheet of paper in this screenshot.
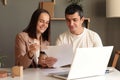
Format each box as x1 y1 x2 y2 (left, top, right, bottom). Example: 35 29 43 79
41 67 70 75
44 44 74 67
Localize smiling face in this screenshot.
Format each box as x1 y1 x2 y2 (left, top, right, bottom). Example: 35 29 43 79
65 12 84 35
36 12 50 34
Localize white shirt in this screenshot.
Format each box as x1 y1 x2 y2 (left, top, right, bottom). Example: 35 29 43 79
56 28 103 53
33 39 40 64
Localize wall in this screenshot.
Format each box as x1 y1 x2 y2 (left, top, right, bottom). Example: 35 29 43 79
0 0 44 67
0 0 120 70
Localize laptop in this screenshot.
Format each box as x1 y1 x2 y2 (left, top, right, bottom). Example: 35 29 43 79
49 46 113 80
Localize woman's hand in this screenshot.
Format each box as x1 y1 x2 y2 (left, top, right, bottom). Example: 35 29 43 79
45 57 57 68
28 43 40 57
38 54 48 68
38 54 57 68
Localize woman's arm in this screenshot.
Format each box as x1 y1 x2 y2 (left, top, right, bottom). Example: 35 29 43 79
15 33 33 68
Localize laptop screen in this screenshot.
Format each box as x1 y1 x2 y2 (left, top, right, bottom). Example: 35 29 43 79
68 46 113 79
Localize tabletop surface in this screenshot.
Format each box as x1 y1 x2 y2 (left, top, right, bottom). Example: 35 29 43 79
0 67 120 80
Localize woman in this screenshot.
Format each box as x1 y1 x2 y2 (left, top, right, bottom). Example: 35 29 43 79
15 8 56 68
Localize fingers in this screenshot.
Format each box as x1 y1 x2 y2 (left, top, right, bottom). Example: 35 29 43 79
40 59 48 68
38 55 57 68
45 57 57 67
30 43 39 50
29 43 40 53
40 44 48 50
38 54 48 68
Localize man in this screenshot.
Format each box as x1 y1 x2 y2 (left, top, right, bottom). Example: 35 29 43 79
56 4 103 53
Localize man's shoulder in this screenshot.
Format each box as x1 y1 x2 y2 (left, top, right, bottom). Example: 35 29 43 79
59 31 70 37
85 28 98 35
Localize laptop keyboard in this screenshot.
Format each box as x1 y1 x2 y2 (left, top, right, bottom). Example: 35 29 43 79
59 74 68 77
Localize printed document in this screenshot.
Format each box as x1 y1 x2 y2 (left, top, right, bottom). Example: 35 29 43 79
44 44 73 67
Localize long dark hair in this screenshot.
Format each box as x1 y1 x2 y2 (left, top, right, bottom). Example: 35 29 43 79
23 8 51 41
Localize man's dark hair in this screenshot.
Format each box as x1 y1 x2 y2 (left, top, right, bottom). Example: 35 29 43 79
65 4 84 19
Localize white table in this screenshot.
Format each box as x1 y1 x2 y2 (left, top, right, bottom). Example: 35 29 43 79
0 67 120 80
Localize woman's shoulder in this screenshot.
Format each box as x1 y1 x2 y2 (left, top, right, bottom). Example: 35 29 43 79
17 32 28 36
16 32 34 43
16 32 30 40
16 32 29 37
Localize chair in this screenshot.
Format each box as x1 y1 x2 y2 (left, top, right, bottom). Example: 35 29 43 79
83 18 90 28
112 51 120 67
